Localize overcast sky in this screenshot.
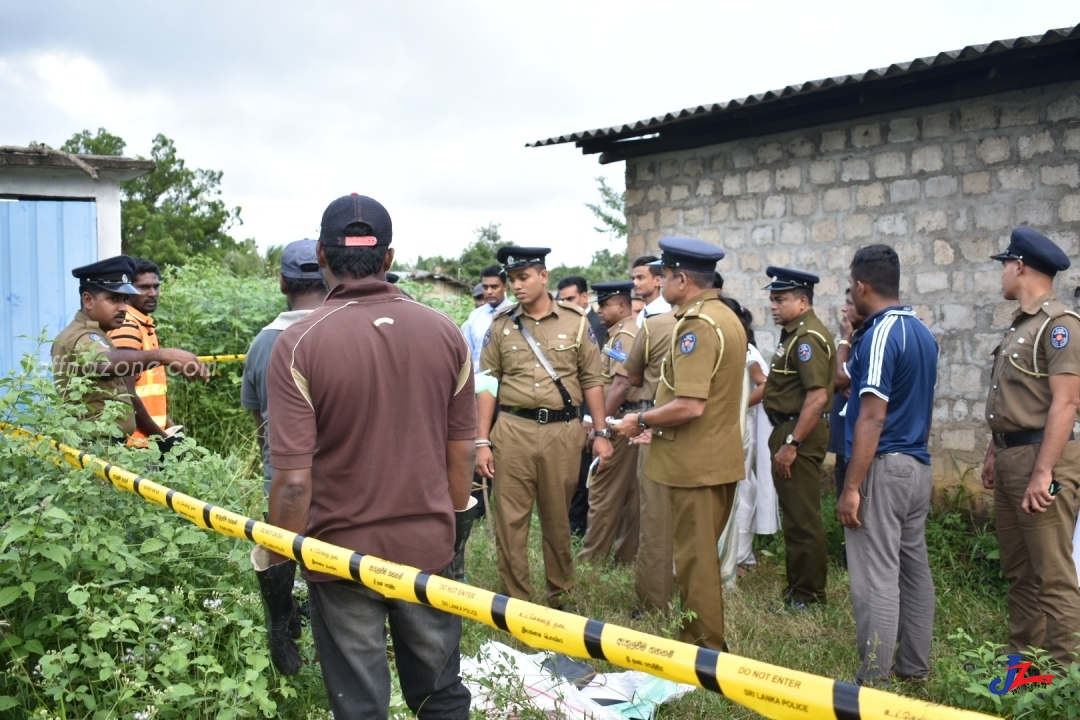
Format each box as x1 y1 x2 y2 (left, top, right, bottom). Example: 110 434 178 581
2 1 1076 268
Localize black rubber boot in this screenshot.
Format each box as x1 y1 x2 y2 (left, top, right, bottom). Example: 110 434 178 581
252 547 303 675
450 499 480 583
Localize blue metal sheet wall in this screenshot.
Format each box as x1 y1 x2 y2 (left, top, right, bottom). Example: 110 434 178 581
0 200 98 376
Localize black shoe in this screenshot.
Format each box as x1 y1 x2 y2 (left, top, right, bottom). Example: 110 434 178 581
630 609 645 620
770 598 811 614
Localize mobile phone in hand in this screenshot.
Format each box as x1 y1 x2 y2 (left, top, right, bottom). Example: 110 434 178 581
1049 479 1061 497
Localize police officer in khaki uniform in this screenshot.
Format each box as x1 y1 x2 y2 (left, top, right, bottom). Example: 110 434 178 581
578 281 641 565
761 267 836 610
51 256 207 439
624 304 679 613
476 247 613 608
982 228 1080 666
616 237 746 651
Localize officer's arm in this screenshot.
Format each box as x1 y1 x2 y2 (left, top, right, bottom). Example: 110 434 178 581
791 388 829 444
1026 373 1080 512
605 375 632 417
637 397 706 427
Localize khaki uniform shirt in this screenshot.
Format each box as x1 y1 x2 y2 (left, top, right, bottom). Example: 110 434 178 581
986 291 1080 433
51 310 136 435
601 317 642 404
647 290 748 487
762 308 836 416
480 295 604 408
624 309 678 403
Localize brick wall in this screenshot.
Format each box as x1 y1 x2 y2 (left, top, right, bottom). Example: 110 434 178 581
624 80 1080 477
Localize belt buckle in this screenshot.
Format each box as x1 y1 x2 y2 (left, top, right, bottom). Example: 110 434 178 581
537 408 549 424
993 433 1005 450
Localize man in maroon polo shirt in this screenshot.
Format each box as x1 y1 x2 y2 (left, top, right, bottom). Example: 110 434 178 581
261 193 476 719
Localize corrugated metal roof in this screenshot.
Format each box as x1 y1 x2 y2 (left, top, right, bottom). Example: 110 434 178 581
528 25 1080 153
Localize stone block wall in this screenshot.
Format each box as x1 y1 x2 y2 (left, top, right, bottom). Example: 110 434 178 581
624 80 1080 471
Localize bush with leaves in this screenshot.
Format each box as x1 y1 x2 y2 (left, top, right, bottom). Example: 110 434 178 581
0 352 329 718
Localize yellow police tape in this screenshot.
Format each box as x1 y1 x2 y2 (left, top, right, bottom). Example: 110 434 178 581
195 354 246 364
10 429 998 720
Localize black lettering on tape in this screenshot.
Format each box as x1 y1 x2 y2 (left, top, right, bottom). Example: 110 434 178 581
165 488 176 511
694 647 722 695
202 503 214 529
491 594 510 632
583 619 606 661
833 681 860 720
243 518 255 541
414 572 431 605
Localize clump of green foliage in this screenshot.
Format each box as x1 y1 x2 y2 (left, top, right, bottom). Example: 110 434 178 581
0 352 329 718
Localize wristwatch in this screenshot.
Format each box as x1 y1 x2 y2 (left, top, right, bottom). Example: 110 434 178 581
594 428 612 439
637 412 650 432
784 433 802 448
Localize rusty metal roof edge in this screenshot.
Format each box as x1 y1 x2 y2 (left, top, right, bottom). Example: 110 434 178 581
527 24 1079 149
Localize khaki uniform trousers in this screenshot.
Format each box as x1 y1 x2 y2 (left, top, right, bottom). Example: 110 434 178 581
491 413 585 605
670 482 737 650
768 418 830 605
635 443 675 609
578 432 639 564
994 440 1080 665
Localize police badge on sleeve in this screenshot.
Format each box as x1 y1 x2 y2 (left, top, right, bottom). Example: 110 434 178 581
1050 325 1069 349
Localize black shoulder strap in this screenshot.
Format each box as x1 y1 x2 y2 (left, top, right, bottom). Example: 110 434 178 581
511 314 574 408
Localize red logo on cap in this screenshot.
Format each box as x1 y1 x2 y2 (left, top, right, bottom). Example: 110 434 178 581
343 236 378 246
350 192 359 196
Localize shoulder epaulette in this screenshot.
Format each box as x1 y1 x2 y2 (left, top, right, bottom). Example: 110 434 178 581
493 303 518 319
556 300 588 316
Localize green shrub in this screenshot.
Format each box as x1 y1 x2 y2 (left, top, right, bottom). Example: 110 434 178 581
0 353 328 718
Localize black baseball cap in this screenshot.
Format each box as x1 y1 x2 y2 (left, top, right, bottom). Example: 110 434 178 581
280 239 322 279
319 193 393 247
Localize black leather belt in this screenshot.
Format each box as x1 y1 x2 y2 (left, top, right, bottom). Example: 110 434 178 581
767 412 830 428
500 405 579 424
994 429 1074 450
619 400 653 414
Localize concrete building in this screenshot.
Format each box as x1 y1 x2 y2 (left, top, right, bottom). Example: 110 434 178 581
532 26 1080 494
0 146 154 373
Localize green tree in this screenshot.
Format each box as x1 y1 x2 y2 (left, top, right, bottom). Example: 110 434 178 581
61 128 258 269
586 176 628 239
410 222 510 281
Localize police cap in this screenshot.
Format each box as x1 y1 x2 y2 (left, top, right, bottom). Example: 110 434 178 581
591 280 634 304
497 246 551 271
72 255 140 295
990 227 1071 277
763 266 820 292
650 237 725 274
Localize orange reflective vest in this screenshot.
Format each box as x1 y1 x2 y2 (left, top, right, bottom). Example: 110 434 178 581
108 307 168 441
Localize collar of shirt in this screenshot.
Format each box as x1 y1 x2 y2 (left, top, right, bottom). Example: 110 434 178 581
674 289 718 318
482 297 511 316
643 295 671 317
852 305 915 343
325 279 402 304
512 293 567 321
124 305 155 329
264 309 317 332
74 310 102 330
1015 289 1058 319
782 307 817 334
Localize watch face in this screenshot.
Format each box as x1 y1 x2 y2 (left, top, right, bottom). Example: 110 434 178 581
785 434 795 445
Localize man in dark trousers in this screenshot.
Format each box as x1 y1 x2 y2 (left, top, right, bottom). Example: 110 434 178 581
263 193 475 719
839 244 938 685
761 267 836 611
557 275 608 536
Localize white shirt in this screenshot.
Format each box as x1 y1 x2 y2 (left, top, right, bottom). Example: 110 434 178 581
636 295 672 327
462 297 511 371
